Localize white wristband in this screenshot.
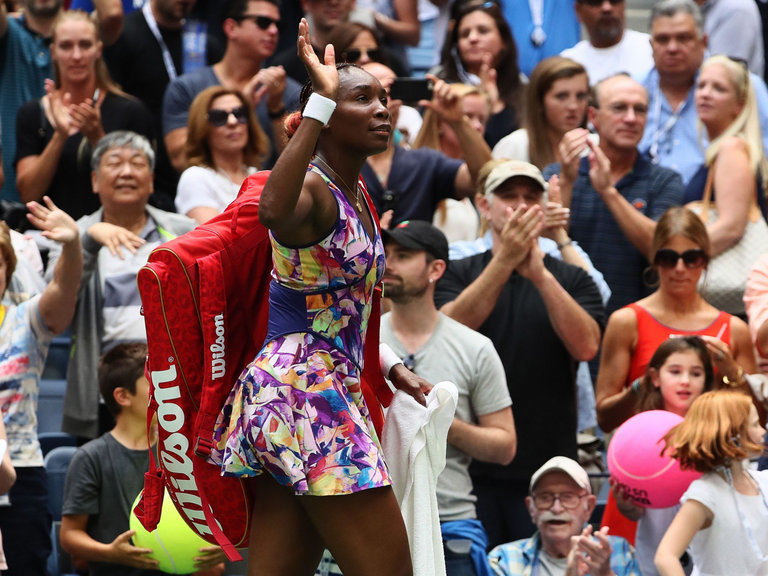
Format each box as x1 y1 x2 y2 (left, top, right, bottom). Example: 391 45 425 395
302 92 336 126
379 343 403 379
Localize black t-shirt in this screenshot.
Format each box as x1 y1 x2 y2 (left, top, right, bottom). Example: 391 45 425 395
15 93 154 220
434 252 606 480
360 147 462 225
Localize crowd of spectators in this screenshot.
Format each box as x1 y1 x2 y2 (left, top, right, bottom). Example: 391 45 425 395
4 0 768 574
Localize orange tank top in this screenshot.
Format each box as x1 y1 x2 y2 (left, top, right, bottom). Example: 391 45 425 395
602 302 732 543
625 302 732 386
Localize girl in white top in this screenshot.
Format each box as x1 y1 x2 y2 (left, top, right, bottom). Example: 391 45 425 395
175 86 269 224
655 390 768 576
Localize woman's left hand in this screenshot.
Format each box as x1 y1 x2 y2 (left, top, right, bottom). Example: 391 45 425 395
420 74 463 125
388 363 431 406
69 95 104 145
479 55 503 114
701 335 743 385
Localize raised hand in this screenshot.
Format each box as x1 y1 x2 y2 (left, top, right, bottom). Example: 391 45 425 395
479 55 503 114
69 92 104 145
244 65 287 111
298 18 338 100
586 138 613 195
47 86 79 137
26 196 79 245
566 525 614 576
542 174 571 241
496 204 544 269
419 74 463 124
558 128 590 185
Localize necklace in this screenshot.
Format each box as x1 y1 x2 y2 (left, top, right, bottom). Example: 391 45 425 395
313 155 363 212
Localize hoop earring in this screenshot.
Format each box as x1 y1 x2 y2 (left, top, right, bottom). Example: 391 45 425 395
642 266 659 288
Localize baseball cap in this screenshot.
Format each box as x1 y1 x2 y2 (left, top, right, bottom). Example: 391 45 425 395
529 456 592 494
485 160 547 197
382 220 449 263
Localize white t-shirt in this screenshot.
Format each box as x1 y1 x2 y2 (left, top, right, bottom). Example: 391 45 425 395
561 29 653 84
175 165 257 217
682 470 768 575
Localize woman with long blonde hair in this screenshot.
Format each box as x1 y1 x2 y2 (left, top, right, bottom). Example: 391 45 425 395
15 10 153 220
683 54 768 257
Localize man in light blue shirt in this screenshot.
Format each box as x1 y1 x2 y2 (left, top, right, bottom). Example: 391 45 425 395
639 0 768 185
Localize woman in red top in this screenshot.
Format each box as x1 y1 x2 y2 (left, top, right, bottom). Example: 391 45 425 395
595 206 757 543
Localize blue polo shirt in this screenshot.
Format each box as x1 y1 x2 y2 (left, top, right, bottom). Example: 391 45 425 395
639 66 768 185
544 153 684 312
0 15 51 201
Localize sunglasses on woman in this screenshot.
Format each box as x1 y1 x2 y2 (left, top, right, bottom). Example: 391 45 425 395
207 106 250 127
343 47 381 63
654 249 708 269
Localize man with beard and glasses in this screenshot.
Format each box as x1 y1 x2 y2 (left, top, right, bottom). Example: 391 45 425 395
0 0 122 202
489 457 640 575
561 0 652 84
380 219 516 576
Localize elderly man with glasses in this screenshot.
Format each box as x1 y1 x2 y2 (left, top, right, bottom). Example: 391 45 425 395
489 457 640 576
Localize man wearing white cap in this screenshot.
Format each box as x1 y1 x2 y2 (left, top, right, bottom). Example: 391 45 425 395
435 159 605 549
489 456 640 576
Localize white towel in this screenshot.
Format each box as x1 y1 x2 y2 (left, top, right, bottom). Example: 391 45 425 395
382 381 458 576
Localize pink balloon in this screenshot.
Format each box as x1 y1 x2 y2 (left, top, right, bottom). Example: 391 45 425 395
607 410 702 508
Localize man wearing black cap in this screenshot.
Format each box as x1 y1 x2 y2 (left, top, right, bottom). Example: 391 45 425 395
435 160 605 549
381 220 517 576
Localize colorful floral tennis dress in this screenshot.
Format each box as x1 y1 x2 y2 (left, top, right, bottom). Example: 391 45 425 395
213 164 389 496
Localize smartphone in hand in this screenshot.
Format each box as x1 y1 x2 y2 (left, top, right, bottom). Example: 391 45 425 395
389 78 433 103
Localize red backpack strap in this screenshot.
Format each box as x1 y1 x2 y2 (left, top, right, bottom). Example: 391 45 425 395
133 360 164 532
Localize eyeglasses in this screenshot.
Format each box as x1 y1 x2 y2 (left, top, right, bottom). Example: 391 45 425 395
343 47 381 63
402 354 416 371
531 491 587 510
654 248 708 269
238 14 280 30
578 0 623 5
603 102 649 117
207 106 250 127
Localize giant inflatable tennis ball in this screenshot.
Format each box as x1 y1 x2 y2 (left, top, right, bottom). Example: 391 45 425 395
607 410 701 509
130 488 210 574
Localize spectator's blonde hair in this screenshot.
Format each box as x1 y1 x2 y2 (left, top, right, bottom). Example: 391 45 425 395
663 390 761 473
700 55 768 185
51 10 127 98
185 86 269 170
0 223 17 290
413 84 489 152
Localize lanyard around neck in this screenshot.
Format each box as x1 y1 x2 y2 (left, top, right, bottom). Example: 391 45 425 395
142 2 178 81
